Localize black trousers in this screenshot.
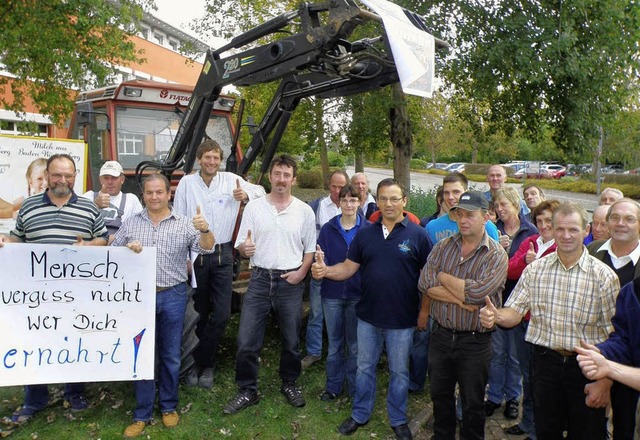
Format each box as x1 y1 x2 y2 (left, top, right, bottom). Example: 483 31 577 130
531 345 607 440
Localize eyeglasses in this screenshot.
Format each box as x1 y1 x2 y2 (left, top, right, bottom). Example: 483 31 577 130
49 172 77 180
609 214 638 224
378 197 404 204
340 198 360 205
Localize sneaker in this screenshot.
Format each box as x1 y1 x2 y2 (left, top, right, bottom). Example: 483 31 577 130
281 382 306 407
11 406 37 424
67 395 89 412
223 389 260 415
301 354 321 369
320 391 338 401
185 366 199 387
198 367 214 389
162 411 179 428
123 421 147 438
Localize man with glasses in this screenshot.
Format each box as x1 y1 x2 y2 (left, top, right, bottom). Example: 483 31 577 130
588 198 640 439
0 154 108 423
312 178 431 440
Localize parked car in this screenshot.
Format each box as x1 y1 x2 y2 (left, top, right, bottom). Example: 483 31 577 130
426 162 448 170
543 164 567 179
602 164 624 174
444 162 465 173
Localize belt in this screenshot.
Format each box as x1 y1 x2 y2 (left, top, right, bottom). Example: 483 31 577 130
156 283 183 293
254 266 301 276
433 320 484 335
535 345 576 357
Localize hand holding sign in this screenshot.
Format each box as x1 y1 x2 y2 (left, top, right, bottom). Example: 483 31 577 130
74 234 86 246
126 240 143 253
233 179 247 202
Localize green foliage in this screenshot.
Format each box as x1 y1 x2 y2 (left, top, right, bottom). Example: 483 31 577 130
422 0 640 155
407 186 438 219
296 168 324 189
523 178 640 199
0 0 150 124
410 158 428 170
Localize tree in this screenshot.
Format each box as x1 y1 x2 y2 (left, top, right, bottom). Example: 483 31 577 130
0 0 153 124
423 0 640 155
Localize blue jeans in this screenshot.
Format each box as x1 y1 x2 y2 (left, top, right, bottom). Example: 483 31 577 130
487 326 521 404
305 278 323 357
192 244 234 368
23 383 85 411
133 283 188 421
409 318 431 392
235 268 304 390
352 319 413 427
429 322 493 440
322 298 358 396
513 320 536 439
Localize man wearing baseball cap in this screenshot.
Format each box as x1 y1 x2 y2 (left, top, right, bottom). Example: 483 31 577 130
83 161 142 241
418 190 508 439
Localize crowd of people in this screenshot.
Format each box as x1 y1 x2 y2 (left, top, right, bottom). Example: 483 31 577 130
1 151 638 440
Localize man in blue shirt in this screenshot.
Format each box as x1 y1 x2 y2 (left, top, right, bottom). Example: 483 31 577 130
312 178 431 440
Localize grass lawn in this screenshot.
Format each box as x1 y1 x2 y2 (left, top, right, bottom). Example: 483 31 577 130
0 312 432 439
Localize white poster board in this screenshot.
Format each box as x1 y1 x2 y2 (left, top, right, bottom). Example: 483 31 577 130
361 0 435 98
0 243 156 386
0 135 87 232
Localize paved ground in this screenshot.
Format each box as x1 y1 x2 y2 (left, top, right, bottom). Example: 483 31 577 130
411 400 532 440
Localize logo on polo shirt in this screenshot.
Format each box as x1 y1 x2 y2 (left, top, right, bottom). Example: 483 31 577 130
398 239 411 254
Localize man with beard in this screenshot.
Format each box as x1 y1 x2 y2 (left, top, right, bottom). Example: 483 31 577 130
0 153 108 423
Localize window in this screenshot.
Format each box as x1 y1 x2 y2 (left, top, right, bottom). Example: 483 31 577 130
0 120 49 136
169 39 179 52
153 32 165 46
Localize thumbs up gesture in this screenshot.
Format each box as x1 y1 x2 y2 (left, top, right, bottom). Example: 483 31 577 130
192 206 210 233
499 231 510 249
74 234 85 246
480 296 499 329
311 244 328 279
95 184 111 209
233 178 247 202
241 229 256 257
525 241 536 264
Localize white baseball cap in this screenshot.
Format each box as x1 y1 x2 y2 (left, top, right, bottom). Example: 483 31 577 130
100 161 124 177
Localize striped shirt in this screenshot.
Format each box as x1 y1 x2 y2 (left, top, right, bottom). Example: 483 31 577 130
173 171 265 244
12 192 108 244
111 209 202 288
506 249 619 351
419 232 508 332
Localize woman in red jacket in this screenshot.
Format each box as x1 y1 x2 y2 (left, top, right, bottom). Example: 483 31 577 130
503 199 560 439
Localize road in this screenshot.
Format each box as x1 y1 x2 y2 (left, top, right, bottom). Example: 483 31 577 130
347 167 600 214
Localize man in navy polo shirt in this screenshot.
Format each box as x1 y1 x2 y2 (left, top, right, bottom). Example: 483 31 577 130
312 178 431 440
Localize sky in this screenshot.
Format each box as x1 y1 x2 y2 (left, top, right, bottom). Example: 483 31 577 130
151 0 221 47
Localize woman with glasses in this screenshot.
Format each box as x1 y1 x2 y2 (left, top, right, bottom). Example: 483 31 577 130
316 184 370 401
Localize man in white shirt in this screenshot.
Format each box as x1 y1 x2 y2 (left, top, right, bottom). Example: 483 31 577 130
83 161 142 242
173 139 265 389
224 154 315 414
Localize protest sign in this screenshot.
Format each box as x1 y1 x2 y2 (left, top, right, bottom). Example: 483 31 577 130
0 243 156 386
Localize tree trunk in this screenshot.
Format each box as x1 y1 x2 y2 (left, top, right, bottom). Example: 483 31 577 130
315 99 329 188
390 83 412 193
354 152 365 172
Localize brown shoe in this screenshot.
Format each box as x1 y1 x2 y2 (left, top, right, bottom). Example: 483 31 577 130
123 421 146 438
162 411 179 428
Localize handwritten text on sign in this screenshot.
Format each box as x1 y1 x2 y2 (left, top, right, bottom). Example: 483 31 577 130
0 243 156 386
